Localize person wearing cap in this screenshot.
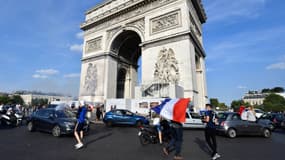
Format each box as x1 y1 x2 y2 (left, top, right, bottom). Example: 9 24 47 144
74 100 87 149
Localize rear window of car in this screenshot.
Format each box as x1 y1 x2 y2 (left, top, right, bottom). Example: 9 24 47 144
190 113 201 119
217 113 228 120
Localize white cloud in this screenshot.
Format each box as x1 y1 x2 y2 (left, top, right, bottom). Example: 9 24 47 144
76 32 84 39
70 44 83 52
32 74 48 79
266 62 285 70
237 85 247 89
204 0 267 23
36 69 59 75
64 73 81 78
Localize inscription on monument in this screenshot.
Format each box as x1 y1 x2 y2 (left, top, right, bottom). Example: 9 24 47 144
85 37 102 53
151 10 181 35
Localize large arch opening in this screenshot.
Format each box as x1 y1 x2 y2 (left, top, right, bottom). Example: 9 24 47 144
110 30 142 98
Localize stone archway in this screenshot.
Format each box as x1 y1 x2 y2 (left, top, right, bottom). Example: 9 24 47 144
79 0 208 111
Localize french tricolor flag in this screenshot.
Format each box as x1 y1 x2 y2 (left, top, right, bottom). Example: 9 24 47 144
152 98 190 123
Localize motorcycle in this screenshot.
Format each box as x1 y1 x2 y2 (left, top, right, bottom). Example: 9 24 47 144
0 109 22 126
138 120 171 146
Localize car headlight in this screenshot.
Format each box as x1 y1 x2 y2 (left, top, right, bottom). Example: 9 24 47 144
64 122 75 127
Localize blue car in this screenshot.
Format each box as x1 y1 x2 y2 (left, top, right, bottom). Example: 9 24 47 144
103 109 149 127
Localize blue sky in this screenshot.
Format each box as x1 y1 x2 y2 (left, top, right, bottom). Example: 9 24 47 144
0 0 284 104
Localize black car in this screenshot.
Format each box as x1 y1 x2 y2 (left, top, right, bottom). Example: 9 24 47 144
216 112 273 138
259 113 285 128
27 108 89 137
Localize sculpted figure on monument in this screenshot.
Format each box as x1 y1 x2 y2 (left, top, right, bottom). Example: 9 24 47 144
84 63 97 95
154 47 180 84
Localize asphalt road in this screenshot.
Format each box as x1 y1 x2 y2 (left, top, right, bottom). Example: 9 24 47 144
0 124 285 160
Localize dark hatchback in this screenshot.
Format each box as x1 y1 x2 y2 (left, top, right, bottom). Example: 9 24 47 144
216 112 273 138
27 108 89 137
103 109 149 127
259 113 285 128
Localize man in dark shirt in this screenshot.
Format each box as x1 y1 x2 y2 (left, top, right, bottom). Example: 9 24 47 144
204 104 221 160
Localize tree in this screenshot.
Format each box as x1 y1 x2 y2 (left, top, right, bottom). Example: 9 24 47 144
210 98 229 111
0 95 10 104
10 95 24 105
231 100 250 112
261 88 271 93
271 87 284 93
31 98 49 106
263 94 285 112
210 98 219 108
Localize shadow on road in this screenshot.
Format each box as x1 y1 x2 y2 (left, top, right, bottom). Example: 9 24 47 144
85 132 113 147
194 137 211 155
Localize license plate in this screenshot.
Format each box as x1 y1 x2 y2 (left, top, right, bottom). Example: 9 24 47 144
138 131 142 136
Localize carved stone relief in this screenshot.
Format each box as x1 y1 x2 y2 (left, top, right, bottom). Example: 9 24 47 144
150 10 181 35
82 63 97 96
85 37 102 54
126 18 145 34
153 47 180 84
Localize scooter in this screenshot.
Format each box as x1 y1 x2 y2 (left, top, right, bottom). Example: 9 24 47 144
1 110 18 126
138 120 171 146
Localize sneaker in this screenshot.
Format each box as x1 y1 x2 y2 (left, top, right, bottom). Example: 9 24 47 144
173 156 183 160
163 147 169 156
75 143 84 150
212 153 221 160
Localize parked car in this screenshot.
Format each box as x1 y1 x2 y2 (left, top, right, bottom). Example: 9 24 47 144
183 112 205 128
216 112 273 138
103 109 149 127
26 108 89 137
259 113 285 128
281 120 285 129
254 109 265 118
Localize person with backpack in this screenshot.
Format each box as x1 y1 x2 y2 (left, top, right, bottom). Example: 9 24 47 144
204 104 221 160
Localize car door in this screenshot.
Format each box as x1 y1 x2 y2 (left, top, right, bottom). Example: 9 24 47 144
247 121 262 135
112 110 124 124
190 112 204 127
37 110 55 132
122 111 135 125
183 112 192 128
231 114 248 135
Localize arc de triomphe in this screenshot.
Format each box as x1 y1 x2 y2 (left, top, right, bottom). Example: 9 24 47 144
79 0 208 110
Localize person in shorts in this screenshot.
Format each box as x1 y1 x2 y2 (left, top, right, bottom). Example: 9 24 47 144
74 101 87 149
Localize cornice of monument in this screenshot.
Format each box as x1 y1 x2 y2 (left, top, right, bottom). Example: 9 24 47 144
81 0 207 31
191 0 207 23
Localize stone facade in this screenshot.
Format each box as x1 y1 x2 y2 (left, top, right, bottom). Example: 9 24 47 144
79 0 208 111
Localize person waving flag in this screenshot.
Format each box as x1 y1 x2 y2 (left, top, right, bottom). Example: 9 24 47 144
152 98 190 123
152 98 190 160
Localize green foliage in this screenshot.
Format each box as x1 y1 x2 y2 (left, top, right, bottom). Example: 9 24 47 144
210 98 229 111
231 100 250 112
261 87 284 93
0 95 10 104
0 95 24 105
210 98 219 107
31 98 48 106
263 94 285 112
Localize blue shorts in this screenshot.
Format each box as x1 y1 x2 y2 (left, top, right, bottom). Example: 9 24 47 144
156 125 161 132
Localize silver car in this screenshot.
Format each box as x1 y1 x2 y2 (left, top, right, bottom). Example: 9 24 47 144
216 112 273 138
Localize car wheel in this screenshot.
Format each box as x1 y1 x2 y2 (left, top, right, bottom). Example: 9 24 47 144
139 132 149 146
227 128 237 138
52 125 61 137
105 120 113 127
263 128 271 138
27 121 35 132
136 121 143 127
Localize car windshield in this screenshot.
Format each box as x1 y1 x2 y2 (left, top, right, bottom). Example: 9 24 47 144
55 110 75 118
190 113 201 119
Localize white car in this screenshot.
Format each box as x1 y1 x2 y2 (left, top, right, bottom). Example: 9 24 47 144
183 112 206 129
254 109 264 118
